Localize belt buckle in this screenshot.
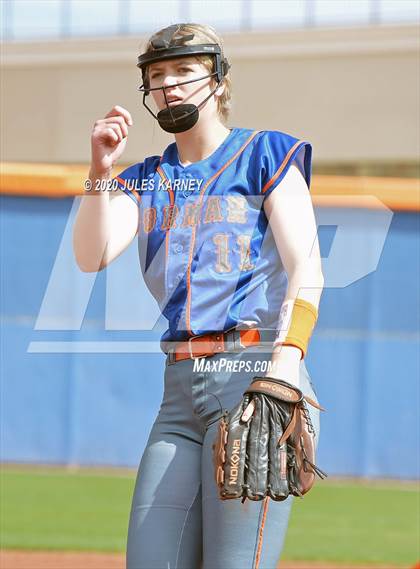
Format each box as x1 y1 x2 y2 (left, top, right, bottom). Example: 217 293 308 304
188 335 210 360
225 328 246 353
167 349 176 365
226 327 261 353
231 329 246 351
221 326 240 353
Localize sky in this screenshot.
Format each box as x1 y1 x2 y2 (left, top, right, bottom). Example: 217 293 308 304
1 0 419 41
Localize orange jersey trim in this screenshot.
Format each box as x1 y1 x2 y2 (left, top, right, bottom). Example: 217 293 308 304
115 176 142 203
261 140 306 195
157 164 175 261
185 130 261 336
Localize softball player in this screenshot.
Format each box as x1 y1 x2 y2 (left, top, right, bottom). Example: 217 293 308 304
73 22 324 569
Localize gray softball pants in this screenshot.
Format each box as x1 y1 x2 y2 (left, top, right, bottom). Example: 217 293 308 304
126 345 321 569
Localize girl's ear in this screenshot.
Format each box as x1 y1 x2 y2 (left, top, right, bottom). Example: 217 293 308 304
215 82 225 98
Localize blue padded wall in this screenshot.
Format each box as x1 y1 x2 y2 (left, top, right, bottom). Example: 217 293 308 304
0 196 418 478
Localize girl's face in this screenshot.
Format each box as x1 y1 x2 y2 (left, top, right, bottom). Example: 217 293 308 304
147 56 221 120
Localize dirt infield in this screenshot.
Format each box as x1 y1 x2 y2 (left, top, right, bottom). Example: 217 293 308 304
0 550 409 569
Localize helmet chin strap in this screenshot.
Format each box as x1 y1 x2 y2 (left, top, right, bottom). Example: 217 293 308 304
156 82 222 134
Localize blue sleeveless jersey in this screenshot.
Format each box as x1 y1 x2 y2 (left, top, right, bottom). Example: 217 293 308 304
114 128 312 353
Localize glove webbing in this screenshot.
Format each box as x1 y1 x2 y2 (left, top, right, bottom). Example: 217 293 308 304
278 395 324 446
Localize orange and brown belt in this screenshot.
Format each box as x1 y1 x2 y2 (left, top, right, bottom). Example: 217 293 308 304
166 328 277 365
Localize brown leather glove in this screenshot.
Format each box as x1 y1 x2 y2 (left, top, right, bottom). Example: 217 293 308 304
213 376 327 502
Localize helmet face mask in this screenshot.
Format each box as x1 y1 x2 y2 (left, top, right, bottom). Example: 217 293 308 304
138 66 222 134
137 24 230 133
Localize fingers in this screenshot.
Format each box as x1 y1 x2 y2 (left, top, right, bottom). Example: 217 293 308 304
92 123 120 145
94 118 128 139
93 105 133 142
92 105 133 146
101 122 125 143
241 400 255 422
104 105 133 126
103 127 119 144
90 106 133 175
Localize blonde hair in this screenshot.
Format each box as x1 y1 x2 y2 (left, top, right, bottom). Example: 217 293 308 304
142 23 232 124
